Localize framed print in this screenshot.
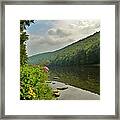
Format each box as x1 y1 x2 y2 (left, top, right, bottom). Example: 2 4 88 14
0 0 119 119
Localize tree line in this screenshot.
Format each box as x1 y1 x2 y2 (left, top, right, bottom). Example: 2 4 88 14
28 32 100 66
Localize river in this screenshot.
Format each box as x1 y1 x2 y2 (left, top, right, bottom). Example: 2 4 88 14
49 65 100 95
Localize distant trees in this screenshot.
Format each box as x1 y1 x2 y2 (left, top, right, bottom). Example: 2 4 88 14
49 32 100 66
28 32 100 66
20 20 34 65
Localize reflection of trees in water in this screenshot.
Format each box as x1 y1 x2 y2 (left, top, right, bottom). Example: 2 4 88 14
49 66 100 95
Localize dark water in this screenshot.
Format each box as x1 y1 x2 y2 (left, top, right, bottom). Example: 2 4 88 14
49 66 100 95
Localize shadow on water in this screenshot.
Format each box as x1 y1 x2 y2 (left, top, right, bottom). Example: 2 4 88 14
49 66 100 95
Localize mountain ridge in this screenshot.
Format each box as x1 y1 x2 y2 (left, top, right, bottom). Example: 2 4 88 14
28 31 99 57
28 31 100 66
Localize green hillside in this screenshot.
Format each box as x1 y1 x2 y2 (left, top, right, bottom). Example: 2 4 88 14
28 32 100 66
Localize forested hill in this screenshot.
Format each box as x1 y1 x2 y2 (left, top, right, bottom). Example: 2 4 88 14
28 32 100 66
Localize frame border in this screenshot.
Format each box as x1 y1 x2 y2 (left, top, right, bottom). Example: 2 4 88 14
0 0 119 119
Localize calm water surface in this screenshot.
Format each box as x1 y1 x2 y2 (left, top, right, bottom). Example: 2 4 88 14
49 66 100 94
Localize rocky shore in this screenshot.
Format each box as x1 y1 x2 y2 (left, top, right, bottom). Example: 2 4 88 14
49 81 100 100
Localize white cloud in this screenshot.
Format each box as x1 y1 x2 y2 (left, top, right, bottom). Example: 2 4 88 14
46 19 100 44
48 28 71 37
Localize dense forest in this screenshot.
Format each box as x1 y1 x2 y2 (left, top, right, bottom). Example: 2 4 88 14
28 32 100 66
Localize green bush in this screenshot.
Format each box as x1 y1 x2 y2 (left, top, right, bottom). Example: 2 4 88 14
20 65 54 100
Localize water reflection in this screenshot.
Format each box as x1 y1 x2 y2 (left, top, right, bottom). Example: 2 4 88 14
49 66 100 95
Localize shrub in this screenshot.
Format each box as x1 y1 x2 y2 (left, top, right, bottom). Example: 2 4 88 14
20 65 54 100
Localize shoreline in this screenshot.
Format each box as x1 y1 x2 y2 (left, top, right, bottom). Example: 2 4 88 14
49 81 100 100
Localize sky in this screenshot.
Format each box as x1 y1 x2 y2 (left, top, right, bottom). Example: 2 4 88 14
26 20 100 56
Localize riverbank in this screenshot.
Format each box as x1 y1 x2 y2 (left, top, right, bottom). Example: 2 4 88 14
49 81 100 100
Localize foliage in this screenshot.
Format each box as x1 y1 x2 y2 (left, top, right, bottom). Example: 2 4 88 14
20 20 34 65
20 65 55 100
28 32 100 66
20 20 55 100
